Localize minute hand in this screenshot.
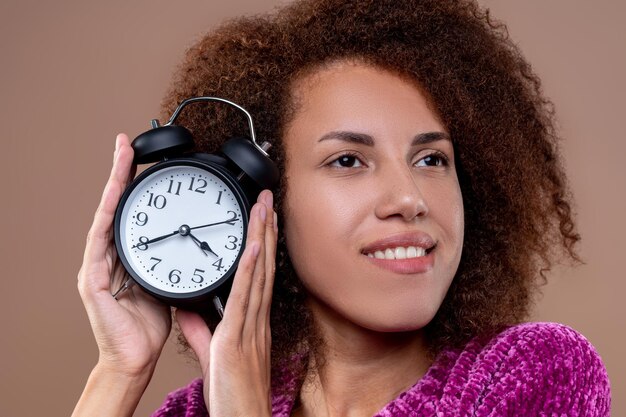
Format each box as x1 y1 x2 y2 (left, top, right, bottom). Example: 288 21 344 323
131 230 179 248
189 216 239 231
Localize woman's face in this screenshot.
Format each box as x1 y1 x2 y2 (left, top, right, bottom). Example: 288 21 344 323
282 62 464 332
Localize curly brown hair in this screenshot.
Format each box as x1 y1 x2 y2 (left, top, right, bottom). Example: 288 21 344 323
160 0 581 390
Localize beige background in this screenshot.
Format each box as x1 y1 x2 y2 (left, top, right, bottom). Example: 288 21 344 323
1 0 623 415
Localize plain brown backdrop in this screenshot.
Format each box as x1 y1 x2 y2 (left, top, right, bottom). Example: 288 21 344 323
1 0 623 415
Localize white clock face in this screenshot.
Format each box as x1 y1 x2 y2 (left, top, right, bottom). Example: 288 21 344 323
118 164 246 295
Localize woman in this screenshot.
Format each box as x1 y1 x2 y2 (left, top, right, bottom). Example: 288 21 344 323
74 0 611 416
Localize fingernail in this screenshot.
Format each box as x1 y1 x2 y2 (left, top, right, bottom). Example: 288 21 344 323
273 212 278 233
115 134 121 152
265 191 273 208
259 203 267 222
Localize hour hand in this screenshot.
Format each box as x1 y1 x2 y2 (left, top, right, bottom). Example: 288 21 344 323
179 225 220 258
188 233 209 256
196 237 219 258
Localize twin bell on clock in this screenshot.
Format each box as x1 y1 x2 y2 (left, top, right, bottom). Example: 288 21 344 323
113 97 279 321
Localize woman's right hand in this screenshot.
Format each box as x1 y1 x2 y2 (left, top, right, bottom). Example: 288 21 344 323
77 133 171 379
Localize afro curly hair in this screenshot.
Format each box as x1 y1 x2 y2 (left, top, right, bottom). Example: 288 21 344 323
161 0 582 389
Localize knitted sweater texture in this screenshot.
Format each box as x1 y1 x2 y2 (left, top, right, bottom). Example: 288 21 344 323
152 322 611 416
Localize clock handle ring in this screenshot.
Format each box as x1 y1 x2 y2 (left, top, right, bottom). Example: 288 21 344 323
164 97 269 157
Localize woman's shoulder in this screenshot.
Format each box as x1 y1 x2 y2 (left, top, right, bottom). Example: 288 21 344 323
475 321 610 380
472 321 606 361
151 378 207 417
440 321 611 416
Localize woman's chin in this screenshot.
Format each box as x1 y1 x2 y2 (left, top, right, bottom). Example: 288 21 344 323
328 302 437 335
357 314 434 334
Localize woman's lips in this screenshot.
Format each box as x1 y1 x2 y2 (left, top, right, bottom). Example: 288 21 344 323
360 232 437 274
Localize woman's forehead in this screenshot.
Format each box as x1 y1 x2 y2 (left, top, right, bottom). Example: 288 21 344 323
288 60 447 131
284 61 448 146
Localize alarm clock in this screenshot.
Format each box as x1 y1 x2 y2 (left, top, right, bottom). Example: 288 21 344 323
113 97 278 320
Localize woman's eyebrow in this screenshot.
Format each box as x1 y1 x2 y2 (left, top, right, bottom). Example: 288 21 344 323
317 131 374 145
317 130 451 146
412 131 451 146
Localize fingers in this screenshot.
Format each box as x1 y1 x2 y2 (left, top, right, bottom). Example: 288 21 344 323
221 203 264 333
80 134 134 292
221 190 276 338
258 192 277 327
244 194 269 331
176 309 213 374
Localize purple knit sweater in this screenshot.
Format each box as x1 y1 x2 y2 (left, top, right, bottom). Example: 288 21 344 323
152 322 611 416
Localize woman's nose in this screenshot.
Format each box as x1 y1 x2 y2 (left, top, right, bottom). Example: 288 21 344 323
373 163 428 221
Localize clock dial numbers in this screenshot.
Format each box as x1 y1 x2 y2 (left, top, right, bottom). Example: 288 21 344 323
136 236 149 251
147 193 167 209
225 235 238 250
167 180 182 196
188 177 207 194
149 257 162 271
212 258 224 272
119 164 246 295
168 269 182 284
226 211 238 225
135 212 148 226
168 177 210 196
192 269 205 283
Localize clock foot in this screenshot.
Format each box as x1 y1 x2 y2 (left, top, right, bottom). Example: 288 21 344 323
213 296 225 318
112 278 135 300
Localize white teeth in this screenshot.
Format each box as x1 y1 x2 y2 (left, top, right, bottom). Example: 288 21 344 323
395 247 407 259
367 246 427 260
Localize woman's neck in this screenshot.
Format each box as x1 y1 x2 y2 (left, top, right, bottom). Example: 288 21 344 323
292 300 433 417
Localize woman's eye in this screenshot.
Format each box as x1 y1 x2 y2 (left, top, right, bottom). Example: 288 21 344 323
329 154 364 168
416 152 449 167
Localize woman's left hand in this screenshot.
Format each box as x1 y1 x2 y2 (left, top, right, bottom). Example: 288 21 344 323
177 189 277 417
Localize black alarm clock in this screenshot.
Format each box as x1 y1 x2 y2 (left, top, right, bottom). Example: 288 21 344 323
113 97 278 320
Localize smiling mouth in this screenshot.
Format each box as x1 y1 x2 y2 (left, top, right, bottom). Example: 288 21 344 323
363 244 436 260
